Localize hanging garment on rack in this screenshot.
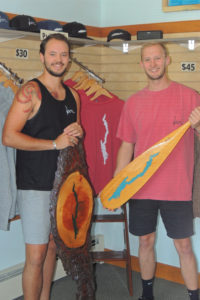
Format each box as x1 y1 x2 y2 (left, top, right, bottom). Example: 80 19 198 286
0 63 22 230
192 134 200 218
65 78 124 195
0 82 17 230
70 68 112 100
70 70 127 252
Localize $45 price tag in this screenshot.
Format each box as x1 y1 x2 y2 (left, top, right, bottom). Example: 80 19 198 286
181 62 196 72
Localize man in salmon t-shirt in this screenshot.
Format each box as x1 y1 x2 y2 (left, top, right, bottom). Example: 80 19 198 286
115 42 200 300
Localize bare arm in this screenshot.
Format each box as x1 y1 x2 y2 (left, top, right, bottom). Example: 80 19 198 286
114 141 135 177
189 106 200 139
2 82 82 150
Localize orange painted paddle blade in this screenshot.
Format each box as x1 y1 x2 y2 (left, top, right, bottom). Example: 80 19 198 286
100 121 191 210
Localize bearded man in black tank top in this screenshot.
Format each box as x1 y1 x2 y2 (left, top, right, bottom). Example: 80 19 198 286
3 33 84 300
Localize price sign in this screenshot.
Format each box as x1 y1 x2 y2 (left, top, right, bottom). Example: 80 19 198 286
181 62 196 72
40 29 68 40
16 48 28 59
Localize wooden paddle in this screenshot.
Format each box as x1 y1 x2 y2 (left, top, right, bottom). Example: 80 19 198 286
100 121 191 210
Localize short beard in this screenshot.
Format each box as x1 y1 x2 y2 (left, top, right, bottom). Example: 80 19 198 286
44 62 67 77
145 68 166 81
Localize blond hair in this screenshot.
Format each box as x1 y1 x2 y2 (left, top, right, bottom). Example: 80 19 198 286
141 42 168 60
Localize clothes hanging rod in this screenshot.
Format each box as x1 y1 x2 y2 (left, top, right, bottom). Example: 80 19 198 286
71 57 105 84
0 62 24 86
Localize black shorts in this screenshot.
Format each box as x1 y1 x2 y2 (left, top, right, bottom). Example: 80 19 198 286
129 199 194 239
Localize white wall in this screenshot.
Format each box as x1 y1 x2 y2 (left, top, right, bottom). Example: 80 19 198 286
101 0 200 26
1 0 101 26
0 220 24 270
2 0 200 27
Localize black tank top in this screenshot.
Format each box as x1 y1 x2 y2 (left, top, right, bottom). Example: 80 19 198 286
16 78 77 190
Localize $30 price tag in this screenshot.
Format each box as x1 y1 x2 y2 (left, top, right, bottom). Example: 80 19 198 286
16 48 28 59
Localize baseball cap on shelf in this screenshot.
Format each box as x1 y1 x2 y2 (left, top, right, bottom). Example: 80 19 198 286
9 15 39 32
0 12 11 29
62 21 87 38
37 20 63 32
107 29 131 42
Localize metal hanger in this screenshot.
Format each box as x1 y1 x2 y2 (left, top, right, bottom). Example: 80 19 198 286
0 62 24 93
71 57 105 84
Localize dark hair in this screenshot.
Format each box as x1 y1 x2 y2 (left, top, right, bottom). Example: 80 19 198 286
40 33 71 56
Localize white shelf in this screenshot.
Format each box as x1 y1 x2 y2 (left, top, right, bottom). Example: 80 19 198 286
0 28 199 50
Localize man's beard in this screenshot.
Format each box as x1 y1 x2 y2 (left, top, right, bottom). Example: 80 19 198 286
145 68 166 81
44 62 67 77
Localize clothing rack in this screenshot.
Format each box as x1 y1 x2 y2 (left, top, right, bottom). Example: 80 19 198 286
0 62 24 86
71 57 105 84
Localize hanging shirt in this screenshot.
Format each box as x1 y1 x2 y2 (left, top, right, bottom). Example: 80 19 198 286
0 82 17 230
65 79 124 195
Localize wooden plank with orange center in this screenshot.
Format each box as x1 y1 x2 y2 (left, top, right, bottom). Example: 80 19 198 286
56 171 93 248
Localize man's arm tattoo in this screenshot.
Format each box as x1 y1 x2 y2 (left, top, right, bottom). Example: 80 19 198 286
16 82 41 113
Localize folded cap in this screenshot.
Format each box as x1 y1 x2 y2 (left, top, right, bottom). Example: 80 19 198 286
107 29 131 42
0 12 10 29
9 15 39 32
62 21 87 38
37 20 63 32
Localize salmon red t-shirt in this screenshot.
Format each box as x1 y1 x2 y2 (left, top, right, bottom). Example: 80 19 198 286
117 81 200 201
